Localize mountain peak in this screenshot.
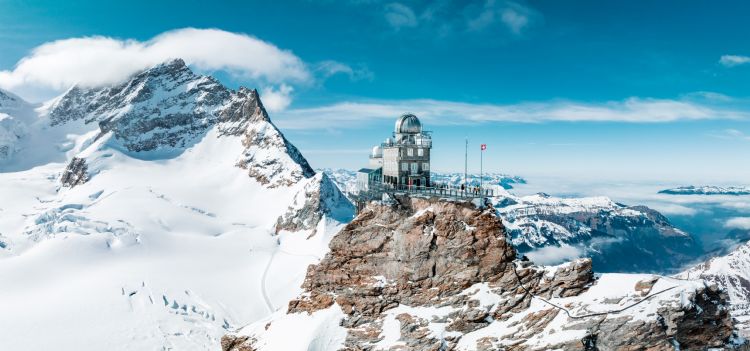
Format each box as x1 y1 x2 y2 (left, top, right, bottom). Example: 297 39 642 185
41 59 315 188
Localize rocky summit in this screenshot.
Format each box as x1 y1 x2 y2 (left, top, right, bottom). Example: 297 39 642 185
224 195 733 351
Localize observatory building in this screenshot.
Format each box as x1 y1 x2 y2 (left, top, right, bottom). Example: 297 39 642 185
356 113 432 192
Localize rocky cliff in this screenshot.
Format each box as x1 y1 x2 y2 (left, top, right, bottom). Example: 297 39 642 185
223 196 733 351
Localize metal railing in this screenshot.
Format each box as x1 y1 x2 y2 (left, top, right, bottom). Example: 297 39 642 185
367 181 493 199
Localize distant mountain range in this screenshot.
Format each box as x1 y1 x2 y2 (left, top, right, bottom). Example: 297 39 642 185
495 191 701 273
319 168 526 194
659 185 750 195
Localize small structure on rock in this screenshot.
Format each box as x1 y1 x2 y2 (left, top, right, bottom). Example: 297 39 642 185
354 113 491 209
357 113 432 191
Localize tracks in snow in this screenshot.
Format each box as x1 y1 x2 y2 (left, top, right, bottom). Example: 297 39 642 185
259 243 323 314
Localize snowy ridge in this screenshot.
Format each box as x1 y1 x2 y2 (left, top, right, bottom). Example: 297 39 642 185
659 185 750 196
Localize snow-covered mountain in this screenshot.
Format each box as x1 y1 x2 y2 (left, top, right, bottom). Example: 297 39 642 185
495 192 700 273
659 185 750 196
679 241 750 335
0 60 353 350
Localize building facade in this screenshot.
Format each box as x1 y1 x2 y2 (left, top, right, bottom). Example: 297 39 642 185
361 113 431 190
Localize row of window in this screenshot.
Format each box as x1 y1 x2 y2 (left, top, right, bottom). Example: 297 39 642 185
405 148 425 157
401 162 429 172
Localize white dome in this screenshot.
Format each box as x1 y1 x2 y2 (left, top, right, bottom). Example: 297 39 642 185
371 145 383 158
394 113 422 134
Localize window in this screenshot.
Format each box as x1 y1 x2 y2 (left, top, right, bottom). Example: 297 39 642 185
423 162 429 171
417 148 424 157
410 163 418 174
407 148 414 156
401 162 408 171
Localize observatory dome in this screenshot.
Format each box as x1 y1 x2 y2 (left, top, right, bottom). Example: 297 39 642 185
394 113 422 134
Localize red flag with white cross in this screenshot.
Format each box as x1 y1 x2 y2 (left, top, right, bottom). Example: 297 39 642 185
481 144 486 151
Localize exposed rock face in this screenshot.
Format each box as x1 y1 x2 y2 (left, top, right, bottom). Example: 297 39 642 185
224 196 734 350
288 196 518 317
46 59 314 188
275 173 354 234
60 157 88 187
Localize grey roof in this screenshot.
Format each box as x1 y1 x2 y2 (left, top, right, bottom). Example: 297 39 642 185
358 168 376 173
394 113 422 134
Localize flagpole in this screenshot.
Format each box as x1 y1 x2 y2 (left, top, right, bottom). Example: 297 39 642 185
464 138 468 188
480 145 483 195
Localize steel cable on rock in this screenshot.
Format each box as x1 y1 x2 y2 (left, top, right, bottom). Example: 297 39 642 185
500 249 680 320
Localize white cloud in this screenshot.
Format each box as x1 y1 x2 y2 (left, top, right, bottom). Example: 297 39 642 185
501 7 530 34
467 1 535 35
384 3 418 29
725 217 750 230
711 129 750 141
719 55 750 67
0 28 311 101
525 244 583 265
647 203 698 216
315 60 374 81
261 84 294 113
273 96 750 130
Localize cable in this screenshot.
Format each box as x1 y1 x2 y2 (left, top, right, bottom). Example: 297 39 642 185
502 250 679 320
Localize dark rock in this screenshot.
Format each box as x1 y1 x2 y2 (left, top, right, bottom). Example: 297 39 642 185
60 157 88 187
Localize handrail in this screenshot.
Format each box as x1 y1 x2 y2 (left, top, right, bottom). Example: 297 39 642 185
366 181 493 199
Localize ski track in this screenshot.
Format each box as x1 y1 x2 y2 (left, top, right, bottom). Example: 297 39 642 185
261 250 277 313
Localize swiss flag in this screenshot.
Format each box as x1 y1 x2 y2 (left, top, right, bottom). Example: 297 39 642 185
480 144 487 151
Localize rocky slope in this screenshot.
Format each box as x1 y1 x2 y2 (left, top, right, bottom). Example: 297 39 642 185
497 192 701 273
679 241 750 336
224 196 733 351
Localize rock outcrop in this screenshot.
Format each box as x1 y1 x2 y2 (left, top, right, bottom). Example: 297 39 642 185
60 157 88 187
225 196 734 350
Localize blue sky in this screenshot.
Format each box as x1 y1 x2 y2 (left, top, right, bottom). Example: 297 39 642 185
1 0 749 182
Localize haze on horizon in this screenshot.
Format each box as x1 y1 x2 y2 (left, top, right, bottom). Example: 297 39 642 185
1 0 749 183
